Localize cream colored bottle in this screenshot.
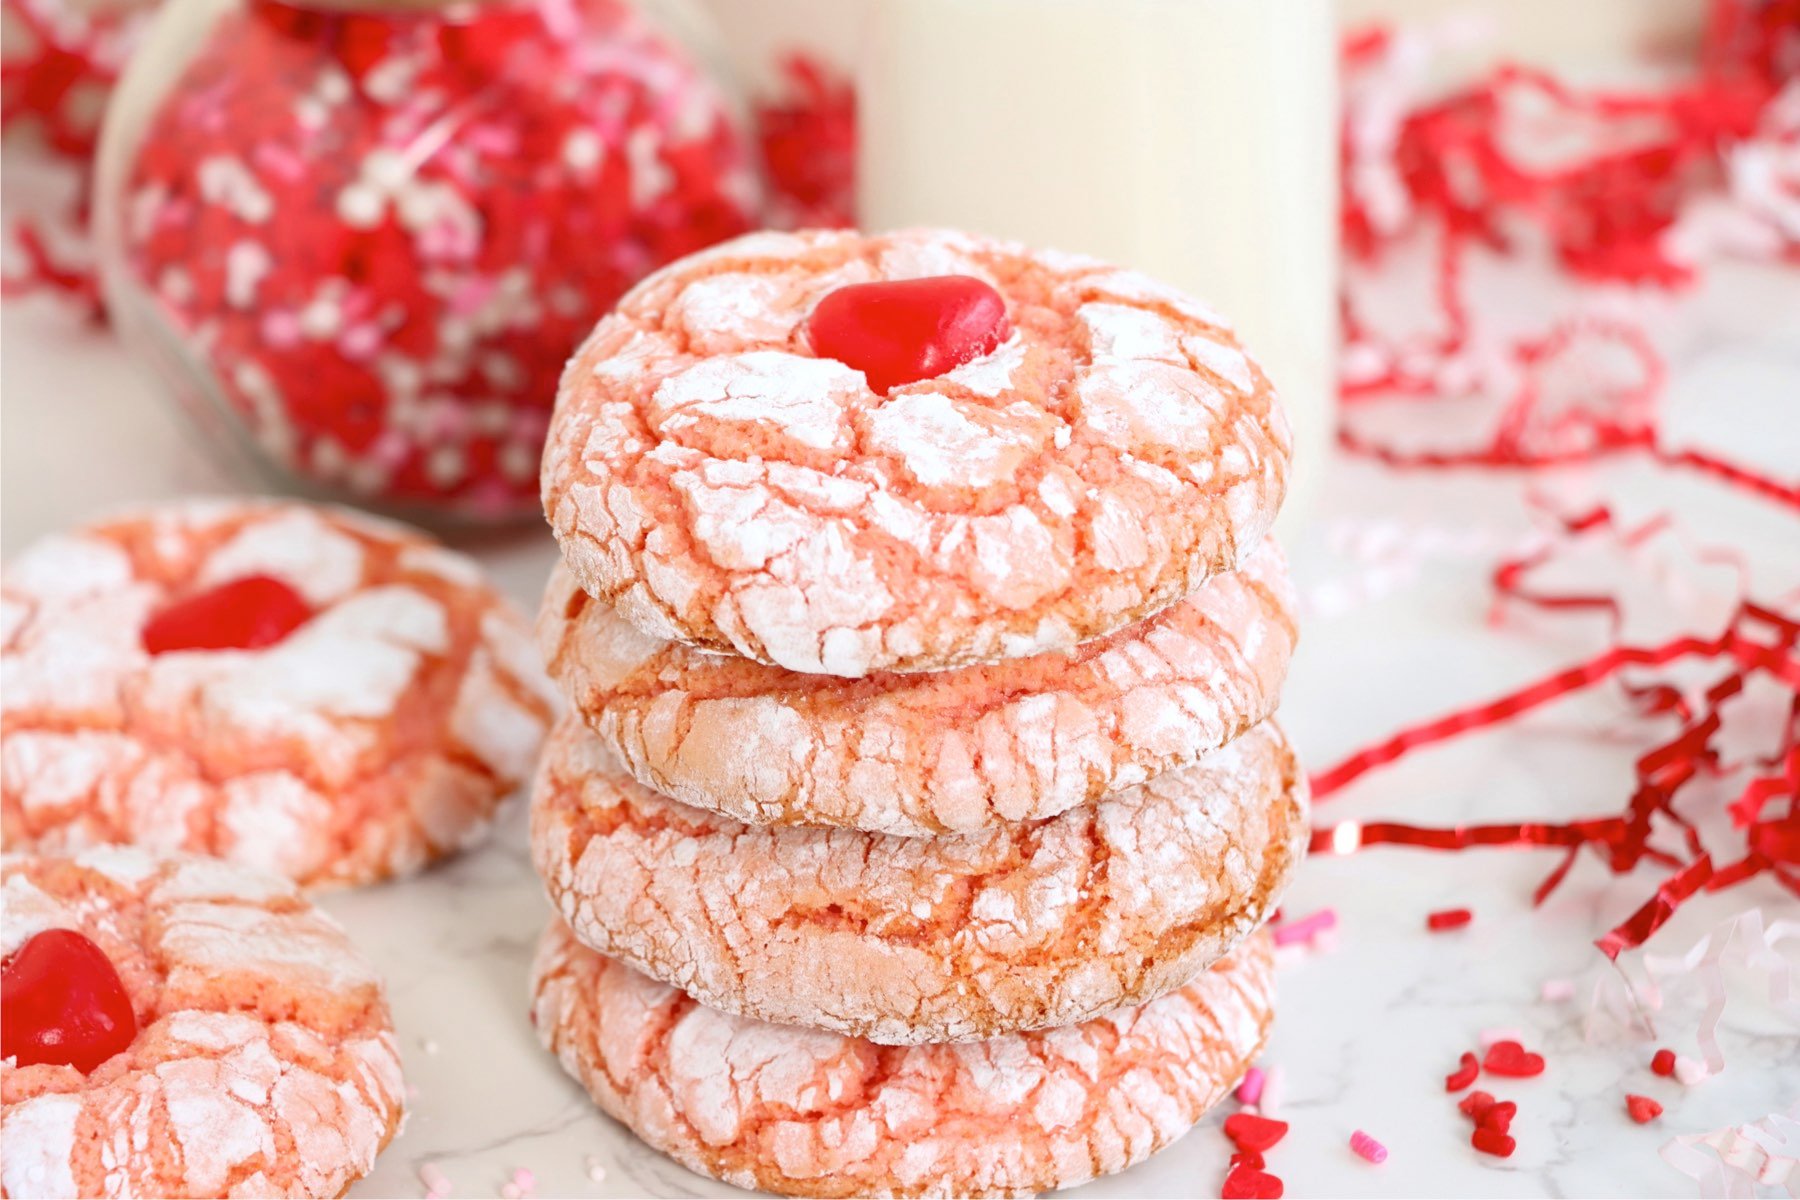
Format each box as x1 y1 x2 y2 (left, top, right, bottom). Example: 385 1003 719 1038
857 0 1340 533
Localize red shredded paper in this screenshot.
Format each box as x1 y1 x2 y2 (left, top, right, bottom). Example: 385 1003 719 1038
1316 0 1800 959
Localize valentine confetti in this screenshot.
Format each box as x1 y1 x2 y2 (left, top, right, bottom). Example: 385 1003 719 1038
1427 907 1474 931
1349 1130 1390 1165
1483 1040 1548 1078
1445 1051 1480 1092
98 0 757 520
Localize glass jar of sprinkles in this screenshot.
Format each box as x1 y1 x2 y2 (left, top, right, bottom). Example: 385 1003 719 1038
94 0 759 523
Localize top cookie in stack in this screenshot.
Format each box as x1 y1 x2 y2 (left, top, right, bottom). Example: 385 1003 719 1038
540 226 1293 824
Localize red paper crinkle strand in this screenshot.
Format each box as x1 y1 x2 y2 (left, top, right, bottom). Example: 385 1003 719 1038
1311 596 1800 956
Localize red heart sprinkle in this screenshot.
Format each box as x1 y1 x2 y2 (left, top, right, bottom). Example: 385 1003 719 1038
1446 1050 1480 1091
1223 1112 1291 1152
1626 1094 1664 1124
1651 1048 1677 1077
2 929 138 1074
1221 1164 1285 1200
141 575 314 655
1471 1127 1517 1158
805 275 1010 394
1479 1100 1518 1133
1482 1040 1546 1078
1458 1090 1497 1119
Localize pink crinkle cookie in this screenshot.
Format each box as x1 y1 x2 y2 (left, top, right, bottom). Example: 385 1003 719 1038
1 848 406 1199
531 715 1304 1044
532 919 1274 1199
542 227 1291 677
1 498 557 887
540 537 1295 835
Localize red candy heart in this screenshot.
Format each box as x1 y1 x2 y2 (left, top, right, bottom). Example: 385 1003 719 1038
1478 1100 1518 1133
1458 1089 1497 1120
1445 1050 1480 1091
1482 1040 1546 1078
1471 1127 1517 1158
805 275 1010 394
2 929 138 1074
141 575 314 654
1626 1094 1664 1124
1650 1048 1677 1077
1223 1112 1290 1153
1221 1164 1285 1200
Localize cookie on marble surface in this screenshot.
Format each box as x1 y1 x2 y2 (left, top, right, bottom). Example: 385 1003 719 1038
540 537 1296 835
532 919 1274 1199
0 848 405 1199
530 714 1305 1044
542 227 1291 677
1 498 557 888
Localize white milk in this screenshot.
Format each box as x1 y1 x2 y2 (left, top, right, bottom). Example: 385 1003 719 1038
857 0 1340 534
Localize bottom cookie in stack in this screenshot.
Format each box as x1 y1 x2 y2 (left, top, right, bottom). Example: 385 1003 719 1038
531 919 1274 1199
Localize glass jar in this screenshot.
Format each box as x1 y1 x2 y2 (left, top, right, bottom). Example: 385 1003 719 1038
94 0 759 523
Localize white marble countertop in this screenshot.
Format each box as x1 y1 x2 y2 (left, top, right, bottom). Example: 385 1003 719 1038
3 264 1796 1198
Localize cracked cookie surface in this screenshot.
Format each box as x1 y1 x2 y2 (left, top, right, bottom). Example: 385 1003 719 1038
540 538 1295 835
543 228 1291 676
1 849 405 1198
531 715 1304 1044
531 919 1273 1199
2 498 557 887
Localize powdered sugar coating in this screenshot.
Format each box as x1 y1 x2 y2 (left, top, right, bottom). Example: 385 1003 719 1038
531 921 1274 1198
530 717 1304 1044
1 849 404 1199
1 499 557 888
543 228 1292 676
540 539 1296 835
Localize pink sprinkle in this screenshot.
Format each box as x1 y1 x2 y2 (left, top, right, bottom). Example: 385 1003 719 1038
1539 978 1575 1002
260 310 302 348
1236 1066 1266 1106
1674 1055 1709 1086
1350 1130 1389 1164
1272 908 1338 947
1259 1065 1287 1117
512 1168 536 1191
418 1164 449 1200
1479 1026 1525 1048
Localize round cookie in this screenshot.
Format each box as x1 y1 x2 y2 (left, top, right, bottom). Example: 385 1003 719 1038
540 537 1296 835
530 714 1305 1044
532 919 1274 1199
543 227 1292 677
1 498 557 888
1 848 406 1198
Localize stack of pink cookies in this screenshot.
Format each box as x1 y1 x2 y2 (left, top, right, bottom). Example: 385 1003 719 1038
528 228 1306 1197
